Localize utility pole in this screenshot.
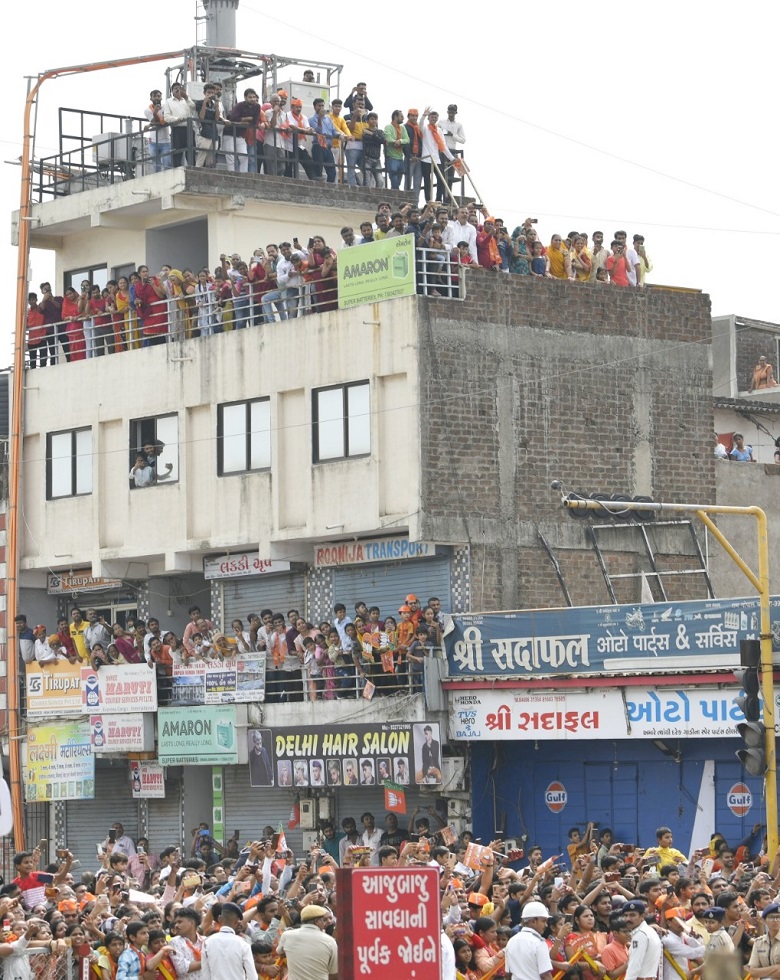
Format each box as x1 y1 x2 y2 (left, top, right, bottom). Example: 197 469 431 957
552 485 777 855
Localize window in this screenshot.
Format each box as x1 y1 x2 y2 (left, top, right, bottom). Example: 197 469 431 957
64 264 108 293
313 382 370 462
46 428 92 499
217 398 271 475
129 414 179 488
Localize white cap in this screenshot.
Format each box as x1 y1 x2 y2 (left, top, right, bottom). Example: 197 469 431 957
522 901 549 920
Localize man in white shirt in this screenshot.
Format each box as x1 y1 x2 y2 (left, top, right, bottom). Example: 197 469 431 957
661 908 705 980
622 899 663 980
201 903 255 980
360 812 383 866
420 108 454 204
33 625 60 664
275 242 309 319
505 901 554 980
445 206 478 262
162 83 196 167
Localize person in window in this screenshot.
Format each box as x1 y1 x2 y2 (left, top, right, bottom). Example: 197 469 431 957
130 452 155 488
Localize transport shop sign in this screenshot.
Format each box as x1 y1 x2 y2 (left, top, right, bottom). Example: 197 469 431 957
449 687 779 740
130 761 166 799
82 664 157 713
247 722 441 788
314 536 436 567
337 867 440 980
47 571 123 594
727 783 753 817
445 595 780 678
25 662 83 717
545 781 568 813
90 714 154 752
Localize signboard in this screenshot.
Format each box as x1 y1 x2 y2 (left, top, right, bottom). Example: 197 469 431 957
90 714 154 752
130 761 166 799
248 722 441 788
727 783 752 817
203 554 291 580
47 572 123 594
545 781 568 813
157 705 238 765
82 665 157 713
337 867 440 980
449 686 776 740
170 657 266 705
26 662 83 717
337 235 416 309
25 720 94 802
314 536 435 568
445 595 780 678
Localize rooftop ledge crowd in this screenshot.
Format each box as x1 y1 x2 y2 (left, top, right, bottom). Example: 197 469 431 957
25 203 654 366
18 593 448 704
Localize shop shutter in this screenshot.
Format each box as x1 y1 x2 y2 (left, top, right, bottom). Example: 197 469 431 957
331 556 452 619
223 765 308 854
64 764 139 867
147 776 184 851
222 572 307 626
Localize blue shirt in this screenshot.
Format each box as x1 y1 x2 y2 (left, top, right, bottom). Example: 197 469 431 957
309 114 338 140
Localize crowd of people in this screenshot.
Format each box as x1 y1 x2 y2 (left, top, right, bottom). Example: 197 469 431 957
25 201 654 365
18 592 446 702
3 816 776 979
140 78 466 201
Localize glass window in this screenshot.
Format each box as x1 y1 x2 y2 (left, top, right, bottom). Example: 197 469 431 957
47 428 92 499
218 399 271 475
129 414 179 488
313 382 370 462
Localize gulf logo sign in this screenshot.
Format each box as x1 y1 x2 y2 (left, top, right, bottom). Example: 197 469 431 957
727 783 752 818
545 781 568 813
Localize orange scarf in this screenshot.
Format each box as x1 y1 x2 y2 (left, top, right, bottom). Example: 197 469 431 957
488 236 501 267
428 121 446 153
269 631 287 668
407 122 422 155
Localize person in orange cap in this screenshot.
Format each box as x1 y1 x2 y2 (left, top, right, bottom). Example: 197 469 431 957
405 594 423 627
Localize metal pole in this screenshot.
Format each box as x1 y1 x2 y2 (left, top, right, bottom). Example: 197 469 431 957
558 490 777 855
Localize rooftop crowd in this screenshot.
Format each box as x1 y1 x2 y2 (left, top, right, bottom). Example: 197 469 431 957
18 592 447 702
3 816 776 979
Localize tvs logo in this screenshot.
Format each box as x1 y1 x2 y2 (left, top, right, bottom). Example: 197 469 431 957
545 781 568 813
727 783 752 817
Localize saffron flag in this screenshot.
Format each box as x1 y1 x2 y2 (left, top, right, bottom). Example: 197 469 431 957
287 797 300 830
384 781 406 814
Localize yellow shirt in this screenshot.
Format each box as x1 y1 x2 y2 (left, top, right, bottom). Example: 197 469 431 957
70 621 89 661
328 112 350 149
548 246 569 280
573 246 593 282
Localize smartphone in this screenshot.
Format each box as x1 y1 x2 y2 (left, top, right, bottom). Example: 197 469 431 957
38 838 48 851
137 845 145 856
108 828 117 843
702 858 714 876
554 876 564 888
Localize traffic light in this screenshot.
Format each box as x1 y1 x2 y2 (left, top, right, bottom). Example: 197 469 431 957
734 640 766 776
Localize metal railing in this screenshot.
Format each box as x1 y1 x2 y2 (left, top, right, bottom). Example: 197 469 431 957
3 946 76 980
32 107 467 203
23 260 462 366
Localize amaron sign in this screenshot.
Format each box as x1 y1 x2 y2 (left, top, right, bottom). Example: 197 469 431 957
727 782 753 817
545 781 567 813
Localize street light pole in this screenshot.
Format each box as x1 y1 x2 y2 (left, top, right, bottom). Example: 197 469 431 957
555 490 777 855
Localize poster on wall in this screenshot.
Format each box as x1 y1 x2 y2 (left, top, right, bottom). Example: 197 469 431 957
25 720 94 802
247 722 441 788
170 658 266 705
90 714 154 752
25 662 83 717
130 761 166 799
82 665 158 713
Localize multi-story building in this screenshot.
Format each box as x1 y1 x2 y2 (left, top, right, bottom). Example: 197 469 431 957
6 35 773 867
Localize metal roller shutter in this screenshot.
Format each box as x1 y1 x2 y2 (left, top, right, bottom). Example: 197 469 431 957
65 764 139 867
332 556 452 618
222 766 447 857
222 572 307 626
147 777 184 851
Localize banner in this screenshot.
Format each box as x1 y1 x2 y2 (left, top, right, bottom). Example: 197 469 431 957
26 662 83 717
314 536 435 568
90 714 154 752
47 571 122 594
25 720 94 802
337 867 440 980
337 235 416 309
170 657 266 705
203 554 291 580
157 705 238 765
248 722 441 788
130 761 166 799
82 664 157 713
445 595 780 678
449 686 780 741
384 781 406 814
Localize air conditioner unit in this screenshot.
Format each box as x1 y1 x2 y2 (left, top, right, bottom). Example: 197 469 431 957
299 798 316 829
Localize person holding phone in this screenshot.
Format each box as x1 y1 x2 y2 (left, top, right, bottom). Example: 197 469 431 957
106 822 136 857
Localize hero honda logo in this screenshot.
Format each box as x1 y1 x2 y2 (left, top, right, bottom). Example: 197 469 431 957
545 781 568 813
727 782 752 817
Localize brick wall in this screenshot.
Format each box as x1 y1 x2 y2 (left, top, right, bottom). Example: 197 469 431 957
418 274 715 611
